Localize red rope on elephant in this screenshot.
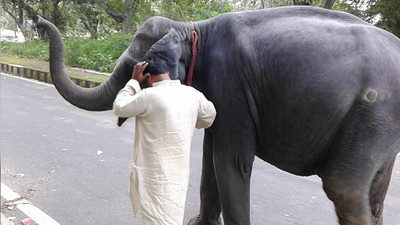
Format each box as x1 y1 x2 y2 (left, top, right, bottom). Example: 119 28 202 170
187 21 198 86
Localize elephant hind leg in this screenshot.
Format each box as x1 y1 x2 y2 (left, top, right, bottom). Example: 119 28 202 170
369 158 396 225
319 106 400 225
321 140 377 224
322 175 373 225
322 157 395 225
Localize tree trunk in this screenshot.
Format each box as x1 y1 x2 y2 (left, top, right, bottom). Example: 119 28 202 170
4 0 30 40
92 19 99 39
323 0 335 9
52 0 65 33
17 0 24 25
83 19 100 39
260 0 265 9
83 0 139 33
122 0 134 34
293 0 312 5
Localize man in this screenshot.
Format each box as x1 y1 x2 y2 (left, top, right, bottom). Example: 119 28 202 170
113 60 216 225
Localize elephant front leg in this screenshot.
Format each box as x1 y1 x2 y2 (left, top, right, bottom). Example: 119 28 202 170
212 127 256 225
189 131 222 225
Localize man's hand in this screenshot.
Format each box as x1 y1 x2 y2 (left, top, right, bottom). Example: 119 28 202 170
132 61 150 83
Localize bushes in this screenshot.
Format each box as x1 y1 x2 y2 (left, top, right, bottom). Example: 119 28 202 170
1 40 49 61
64 33 132 72
1 33 132 73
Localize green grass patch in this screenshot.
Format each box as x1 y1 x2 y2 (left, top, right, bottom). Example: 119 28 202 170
64 33 132 72
1 33 132 73
1 40 49 61
1 54 108 83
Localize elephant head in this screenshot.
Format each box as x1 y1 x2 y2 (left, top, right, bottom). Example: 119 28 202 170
35 16 194 112
143 28 183 81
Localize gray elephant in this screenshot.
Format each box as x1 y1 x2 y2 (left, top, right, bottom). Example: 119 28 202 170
36 6 400 225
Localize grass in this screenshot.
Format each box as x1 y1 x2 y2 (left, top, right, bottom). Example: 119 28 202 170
1 33 132 73
1 33 133 83
1 54 109 83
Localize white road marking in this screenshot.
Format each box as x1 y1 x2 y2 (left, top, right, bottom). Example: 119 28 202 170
1 183 61 225
1 72 54 87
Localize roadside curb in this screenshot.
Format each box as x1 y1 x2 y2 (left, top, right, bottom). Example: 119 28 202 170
1 63 102 88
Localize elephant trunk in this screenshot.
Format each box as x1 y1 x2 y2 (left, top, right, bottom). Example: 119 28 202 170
36 16 131 111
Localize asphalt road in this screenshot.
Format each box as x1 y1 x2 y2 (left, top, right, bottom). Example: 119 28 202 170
1 73 399 225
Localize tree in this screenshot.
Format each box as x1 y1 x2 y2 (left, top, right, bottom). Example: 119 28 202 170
75 3 102 39
293 0 313 5
336 0 400 38
51 0 73 32
1 0 73 35
323 0 335 8
1 0 34 40
157 0 233 21
368 0 400 37
228 0 335 10
76 0 144 34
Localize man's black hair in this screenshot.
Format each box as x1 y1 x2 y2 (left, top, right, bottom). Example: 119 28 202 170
143 59 169 76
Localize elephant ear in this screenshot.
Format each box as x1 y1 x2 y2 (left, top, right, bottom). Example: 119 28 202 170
143 28 182 80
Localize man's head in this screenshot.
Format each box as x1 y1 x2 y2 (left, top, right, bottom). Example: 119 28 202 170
143 59 171 86
143 59 168 76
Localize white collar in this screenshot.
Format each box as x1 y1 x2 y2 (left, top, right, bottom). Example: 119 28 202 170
152 80 181 87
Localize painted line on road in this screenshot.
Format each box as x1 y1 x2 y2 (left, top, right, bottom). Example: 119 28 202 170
1 183 61 225
1 72 54 87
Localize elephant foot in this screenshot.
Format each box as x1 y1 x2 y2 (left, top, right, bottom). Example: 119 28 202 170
372 216 382 225
188 215 222 225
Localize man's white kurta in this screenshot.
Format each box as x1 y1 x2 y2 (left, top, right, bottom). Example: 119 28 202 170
113 79 216 225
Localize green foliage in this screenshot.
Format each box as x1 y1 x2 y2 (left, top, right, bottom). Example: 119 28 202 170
334 0 366 18
336 0 400 38
69 3 119 39
1 33 132 72
1 40 49 60
131 0 156 31
0 6 17 30
101 0 124 14
157 0 233 21
368 0 400 38
64 33 132 72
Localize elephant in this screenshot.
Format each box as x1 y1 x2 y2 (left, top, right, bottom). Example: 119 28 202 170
36 6 400 225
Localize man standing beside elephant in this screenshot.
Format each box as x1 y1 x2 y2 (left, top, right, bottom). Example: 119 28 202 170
113 60 216 225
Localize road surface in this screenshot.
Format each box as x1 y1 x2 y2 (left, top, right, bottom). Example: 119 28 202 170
1 73 399 225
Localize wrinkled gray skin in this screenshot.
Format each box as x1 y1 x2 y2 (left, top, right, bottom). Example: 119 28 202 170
36 6 400 225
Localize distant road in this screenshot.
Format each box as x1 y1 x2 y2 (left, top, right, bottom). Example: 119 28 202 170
1 73 399 225
1 29 26 42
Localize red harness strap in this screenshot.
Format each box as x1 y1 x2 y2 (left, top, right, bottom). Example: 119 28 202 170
187 21 198 86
